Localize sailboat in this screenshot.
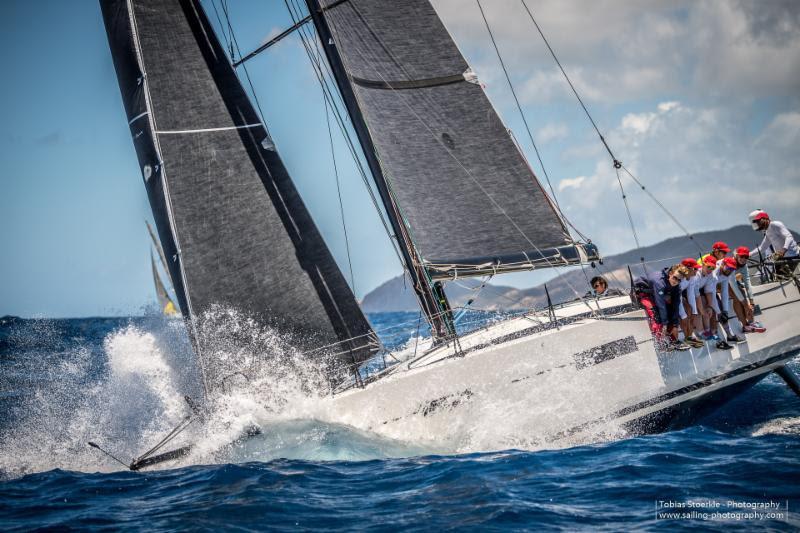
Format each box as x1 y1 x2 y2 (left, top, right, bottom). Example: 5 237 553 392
99 0 800 466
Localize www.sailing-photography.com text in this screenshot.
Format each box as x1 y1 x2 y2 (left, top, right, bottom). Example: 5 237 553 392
656 499 789 522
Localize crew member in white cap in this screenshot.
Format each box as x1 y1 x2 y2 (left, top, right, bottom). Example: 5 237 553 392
749 210 799 278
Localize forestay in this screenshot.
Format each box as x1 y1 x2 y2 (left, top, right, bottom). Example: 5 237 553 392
100 0 378 390
313 0 598 279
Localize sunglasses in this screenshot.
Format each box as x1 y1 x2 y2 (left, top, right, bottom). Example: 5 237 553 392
669 274 684 282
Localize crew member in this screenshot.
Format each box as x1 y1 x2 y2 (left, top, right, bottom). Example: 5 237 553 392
590 276 608 297
697 254 720 340
715 257 746 345
731 246 766 333
678 258 704 348
749 210 800 279
634 265 690 350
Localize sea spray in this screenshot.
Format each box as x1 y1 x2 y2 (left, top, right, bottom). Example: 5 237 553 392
0 312 428 478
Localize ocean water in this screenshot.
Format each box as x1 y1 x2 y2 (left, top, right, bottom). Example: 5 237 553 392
1 313 799 531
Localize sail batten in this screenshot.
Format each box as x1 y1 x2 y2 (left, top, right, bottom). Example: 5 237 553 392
102 0 378 389
314 0 590 278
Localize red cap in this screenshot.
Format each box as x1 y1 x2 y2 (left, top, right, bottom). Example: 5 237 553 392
703 255 718 267
722 257 737 270
681 258 701 270
753 212 769 221
712 241 730 253
735 246 750 258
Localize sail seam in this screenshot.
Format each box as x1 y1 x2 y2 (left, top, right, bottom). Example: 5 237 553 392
128 111 149 125
155 123 263 134
350 73 465 90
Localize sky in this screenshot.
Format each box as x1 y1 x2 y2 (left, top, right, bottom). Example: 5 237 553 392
1 0 799 318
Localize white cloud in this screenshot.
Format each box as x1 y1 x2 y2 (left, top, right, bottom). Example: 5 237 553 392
432 0 800 103
425 1 800 254
558 176 585 191
621 112 656 135
756 111 800 150
551 101 800 254
658 101 680 113
536 122 569 144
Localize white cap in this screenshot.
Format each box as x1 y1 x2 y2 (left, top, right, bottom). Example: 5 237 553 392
749 209 767 230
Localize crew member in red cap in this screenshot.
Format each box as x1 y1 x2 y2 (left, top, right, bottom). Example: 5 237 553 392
698 241 730 272
711 241 731 258
697 254 722 341
678 258 704 347
716 257 746 344
731 246 766 333
749 210 799 279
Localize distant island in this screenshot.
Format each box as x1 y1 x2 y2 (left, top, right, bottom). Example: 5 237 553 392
361 225 798 312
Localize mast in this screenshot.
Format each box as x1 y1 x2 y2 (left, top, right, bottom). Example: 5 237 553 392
305 0 453 340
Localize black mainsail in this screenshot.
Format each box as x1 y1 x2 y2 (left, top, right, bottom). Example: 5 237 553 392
101 0 378 392
306 0 598 284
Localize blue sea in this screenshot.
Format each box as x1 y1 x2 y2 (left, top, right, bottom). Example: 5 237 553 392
1 314 799 531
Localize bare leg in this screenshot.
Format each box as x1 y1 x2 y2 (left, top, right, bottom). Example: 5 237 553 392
730 286 747 329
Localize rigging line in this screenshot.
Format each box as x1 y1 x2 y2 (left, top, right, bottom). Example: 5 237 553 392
322 4 596 312
285 1 416 285
449 276 528 308
283 0 404 269
614 165 645 268
209 0 230 55
315 4 460 294
136 416 195 462
87 442 130 469
301 2 355 127
519 0 701 259
221 0 235 59
507 127 589 243
325 3 561 259
519 0 619 167
317 7 474 329
315 6 427 248
218 0 273 139
620 164 705 255
476 0 561 213
324 95 356 292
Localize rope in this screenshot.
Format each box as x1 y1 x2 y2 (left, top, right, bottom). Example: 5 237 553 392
285 1 405 263
218 0 274 141
324 96 356 291
135 415 195 463
209 0 231 55
620 164 704 255
520 0 704 258
476 0 562 213
614 166 646 269
519 0 620 167
301 0 472 329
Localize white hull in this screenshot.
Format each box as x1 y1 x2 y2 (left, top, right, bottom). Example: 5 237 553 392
328 282 800 451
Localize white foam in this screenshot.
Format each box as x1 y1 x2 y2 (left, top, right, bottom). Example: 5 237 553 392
752 416 800 437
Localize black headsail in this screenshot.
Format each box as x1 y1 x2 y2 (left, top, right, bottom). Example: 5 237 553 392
100 0 378 393
305 0 598 330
